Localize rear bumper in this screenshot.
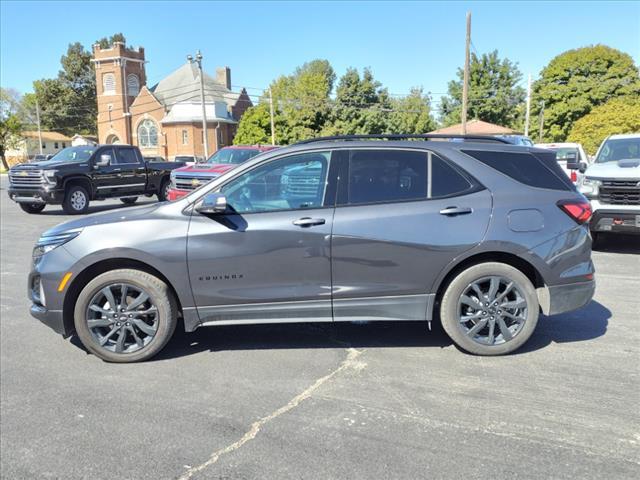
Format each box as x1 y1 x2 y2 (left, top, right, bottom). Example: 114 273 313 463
540 280 595 316
8 187 64 205
167 188 189 201
590 209 640 235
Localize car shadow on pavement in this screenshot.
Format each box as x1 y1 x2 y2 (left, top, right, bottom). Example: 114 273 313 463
38 200 158 216
516 300 610 354
67 300 611 360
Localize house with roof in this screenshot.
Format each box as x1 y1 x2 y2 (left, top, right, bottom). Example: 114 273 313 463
92 42 252 160
429 119 521 135
4 130 72 165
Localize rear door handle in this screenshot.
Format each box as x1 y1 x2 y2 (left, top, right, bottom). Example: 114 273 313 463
293 217 326 227
439 206 473 216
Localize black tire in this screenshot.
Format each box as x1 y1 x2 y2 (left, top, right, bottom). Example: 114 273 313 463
62 185 90 214
157 178 171 202
591 232 603 250
440 262 539 356
120 197 138 205
19 203 45 214
73 269 177 363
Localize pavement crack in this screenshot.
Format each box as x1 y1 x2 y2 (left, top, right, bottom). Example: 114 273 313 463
178 347 365 479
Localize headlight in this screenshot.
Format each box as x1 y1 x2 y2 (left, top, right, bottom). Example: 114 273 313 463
33 229 82 259
43 170 58 185
170 171 177 180
578 177 601 198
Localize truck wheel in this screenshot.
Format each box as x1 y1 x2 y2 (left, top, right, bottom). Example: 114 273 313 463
120 197 138 205
19 203 45 214
63 185 90 215
591 232 603 250
440 262 539 356
73 269 178 363
157 179 171 202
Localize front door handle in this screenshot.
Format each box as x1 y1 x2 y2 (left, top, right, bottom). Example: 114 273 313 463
439 206 473 216
293 217 326 227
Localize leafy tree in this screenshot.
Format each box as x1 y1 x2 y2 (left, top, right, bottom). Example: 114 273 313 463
96 33 127 49
387 87 436 134
0 88 24 169
323 67 391 135
568 96 640 155
233 104 272 145
440 50 525 128
530 45 640 142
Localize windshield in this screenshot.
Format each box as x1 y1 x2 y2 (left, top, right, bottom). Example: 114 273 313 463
49 146 97 163
595 138 640 163
206 148 260 165
549 147 579 161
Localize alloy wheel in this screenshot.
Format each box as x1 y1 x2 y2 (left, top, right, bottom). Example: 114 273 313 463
457 276 528 346
70 191 87 211
86 283 159 354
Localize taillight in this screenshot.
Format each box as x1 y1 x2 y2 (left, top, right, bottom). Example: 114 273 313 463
557 199 592 224
570 170 577 183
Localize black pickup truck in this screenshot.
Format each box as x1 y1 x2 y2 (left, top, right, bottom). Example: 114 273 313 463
8 145 185 214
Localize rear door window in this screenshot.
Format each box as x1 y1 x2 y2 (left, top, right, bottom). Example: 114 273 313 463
462 150 573 191
114 148 140 165
345 149 474 205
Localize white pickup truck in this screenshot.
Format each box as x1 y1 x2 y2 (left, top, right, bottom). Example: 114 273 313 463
578 134 640 244
535 142 590 183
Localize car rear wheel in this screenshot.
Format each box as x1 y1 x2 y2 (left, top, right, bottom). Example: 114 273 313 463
157 179 171 202
440 262 539 355
73 269 177 363
120 197 138 205
19 203 45 214
63 185 90 214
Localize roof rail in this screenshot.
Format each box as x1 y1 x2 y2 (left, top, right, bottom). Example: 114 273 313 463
294 134 512 145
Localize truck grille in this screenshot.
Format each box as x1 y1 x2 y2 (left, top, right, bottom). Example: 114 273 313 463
172 175 217 191
599 179 640 206
9 169 45 188
285 175 320 197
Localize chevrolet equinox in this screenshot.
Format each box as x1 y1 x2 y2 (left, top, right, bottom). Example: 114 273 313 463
29 135 595 362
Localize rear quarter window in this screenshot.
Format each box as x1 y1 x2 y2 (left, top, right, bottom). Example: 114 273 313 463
462 150 574 191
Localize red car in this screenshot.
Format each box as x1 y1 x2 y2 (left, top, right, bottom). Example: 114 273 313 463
167 145 278 201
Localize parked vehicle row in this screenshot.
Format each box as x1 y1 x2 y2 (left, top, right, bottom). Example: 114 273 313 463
8 145 184 214
28 134 595 362
167 145 279 201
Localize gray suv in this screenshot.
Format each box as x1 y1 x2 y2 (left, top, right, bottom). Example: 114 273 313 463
29 135 595 362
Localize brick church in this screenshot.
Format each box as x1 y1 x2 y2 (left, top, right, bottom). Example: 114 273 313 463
92 42 252 160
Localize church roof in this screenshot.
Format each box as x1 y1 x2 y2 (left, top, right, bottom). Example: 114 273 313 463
150 62 242 108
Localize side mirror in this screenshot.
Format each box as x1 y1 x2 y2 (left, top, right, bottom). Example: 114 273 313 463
95 154 111 168
578 161 588 174
196 192 227 214
565 152 579 170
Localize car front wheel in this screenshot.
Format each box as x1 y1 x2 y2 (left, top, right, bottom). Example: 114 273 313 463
157 179 171 202
73 269 177 362
440 262 539 356
63 185 90 214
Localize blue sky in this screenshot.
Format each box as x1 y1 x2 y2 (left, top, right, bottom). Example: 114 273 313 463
1 0 639 108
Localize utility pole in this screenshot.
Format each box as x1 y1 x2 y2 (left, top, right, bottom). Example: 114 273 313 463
190 50 209 159
268 88 276 146
524 74 532 137
461 11 471 134
538 100 545 143
35 97 43 155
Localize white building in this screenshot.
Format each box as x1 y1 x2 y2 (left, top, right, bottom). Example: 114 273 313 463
5 131 72 166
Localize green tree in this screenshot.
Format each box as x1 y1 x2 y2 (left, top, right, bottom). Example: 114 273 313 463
96 33 127 49
567 96 640 155
234 59 335 145
233 104 272 145
440 50 525 128
531 45 640 142
323 67 391 135
387 87 436 134
0 88 24 170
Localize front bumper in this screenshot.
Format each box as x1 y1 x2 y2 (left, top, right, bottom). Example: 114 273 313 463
30 304 68 336
540 279 596 316
8 186 64 205
590 209 640 235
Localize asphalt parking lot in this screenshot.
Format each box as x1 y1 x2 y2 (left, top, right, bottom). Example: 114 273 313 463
1 175 639 480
